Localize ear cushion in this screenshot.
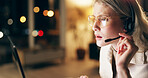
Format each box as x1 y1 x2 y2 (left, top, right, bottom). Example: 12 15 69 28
124 17 134 34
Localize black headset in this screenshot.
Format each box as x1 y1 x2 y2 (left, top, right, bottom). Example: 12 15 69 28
123 0 135 35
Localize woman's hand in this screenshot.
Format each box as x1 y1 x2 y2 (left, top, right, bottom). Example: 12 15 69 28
116 33 138 77
79 75 88 78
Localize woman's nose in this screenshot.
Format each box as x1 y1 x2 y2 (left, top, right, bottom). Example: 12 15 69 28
92 22 101 31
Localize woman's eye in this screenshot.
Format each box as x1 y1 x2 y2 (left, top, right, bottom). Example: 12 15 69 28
100 17 108 21
100 17 109 27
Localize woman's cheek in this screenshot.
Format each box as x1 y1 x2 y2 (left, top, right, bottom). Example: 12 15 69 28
102 27 116 37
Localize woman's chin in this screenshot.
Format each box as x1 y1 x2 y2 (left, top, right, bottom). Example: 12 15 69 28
96 40 109 47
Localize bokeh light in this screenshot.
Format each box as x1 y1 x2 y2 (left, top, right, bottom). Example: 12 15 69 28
68 0 93 7
38 30 44 36
0 31 4 38
24 29 29 35
47 10 54 17
32 30 38 37
20 16 26 23
33 6 40 13
7 18 13 25
43 10 48 16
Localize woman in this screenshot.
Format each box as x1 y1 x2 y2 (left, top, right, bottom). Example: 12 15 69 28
81 0 148 78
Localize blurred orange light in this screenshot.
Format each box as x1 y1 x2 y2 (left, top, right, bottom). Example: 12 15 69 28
20 16 26 23
47 10 54 17
38 30 44 36
68 0 93 7
32 30 38 37
43 10 48 16
33 6 40 13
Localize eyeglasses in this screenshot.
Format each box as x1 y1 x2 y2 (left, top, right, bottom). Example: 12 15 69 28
88 15 110 28
88 15 128 28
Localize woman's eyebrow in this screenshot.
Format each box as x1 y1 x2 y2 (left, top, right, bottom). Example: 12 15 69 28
93 14 110 17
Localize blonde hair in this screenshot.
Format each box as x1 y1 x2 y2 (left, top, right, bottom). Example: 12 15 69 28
95 0 148 52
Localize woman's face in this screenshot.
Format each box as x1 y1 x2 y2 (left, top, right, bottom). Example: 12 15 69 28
93 2 125 47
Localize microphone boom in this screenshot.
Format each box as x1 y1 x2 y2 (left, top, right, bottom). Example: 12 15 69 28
105 36 121 42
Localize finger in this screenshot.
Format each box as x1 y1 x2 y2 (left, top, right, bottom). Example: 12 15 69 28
121 38 130 50
117 36 125 46
118 38 128 54
121 44 127 52
119 39 134 58
120 39 134 63
117 46 121 54
119 33 133 41
79 75 88 78
118 43 126 54
118 37 126 50
116 38 121 50
123 39 133 53
116 37 124 50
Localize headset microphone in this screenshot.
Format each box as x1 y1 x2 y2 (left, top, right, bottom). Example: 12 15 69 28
105 36 121 42
105 31 128 42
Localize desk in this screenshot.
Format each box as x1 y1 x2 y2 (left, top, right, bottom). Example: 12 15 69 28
18 48 65 66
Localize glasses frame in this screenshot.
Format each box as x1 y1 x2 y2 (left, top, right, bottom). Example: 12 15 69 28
88 15 110 28
88 15 128 28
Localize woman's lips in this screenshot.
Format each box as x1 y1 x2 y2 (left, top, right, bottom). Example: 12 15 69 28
95 35 102 40
96 36 102 38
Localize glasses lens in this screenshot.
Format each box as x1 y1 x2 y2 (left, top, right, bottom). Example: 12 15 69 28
98 16 108 27
88 15 95 26
88 15 108 27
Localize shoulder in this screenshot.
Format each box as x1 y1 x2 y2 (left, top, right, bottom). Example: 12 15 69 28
130 50 148 64
100 44 113 62
100 44 113 52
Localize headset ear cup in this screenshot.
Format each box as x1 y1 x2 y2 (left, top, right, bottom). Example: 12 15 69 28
123 19 129 32
124 17 132 33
